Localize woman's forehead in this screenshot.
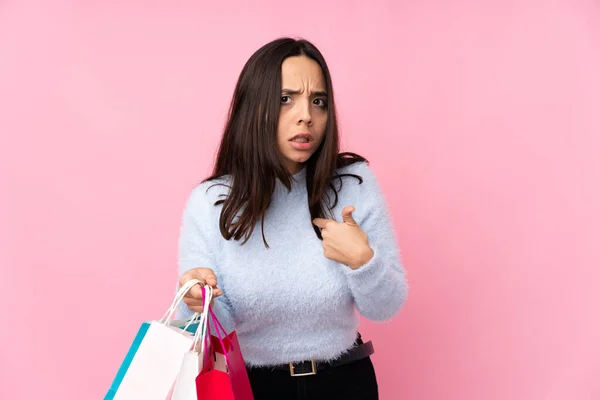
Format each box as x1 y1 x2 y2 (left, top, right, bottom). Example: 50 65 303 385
281 56 325 90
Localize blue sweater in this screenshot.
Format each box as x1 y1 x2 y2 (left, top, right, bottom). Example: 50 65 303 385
176 161 408 367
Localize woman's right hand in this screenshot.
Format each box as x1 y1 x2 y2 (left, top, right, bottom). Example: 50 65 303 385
179 267 223 313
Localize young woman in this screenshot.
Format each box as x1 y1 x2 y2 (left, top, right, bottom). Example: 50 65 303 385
177 37 408 400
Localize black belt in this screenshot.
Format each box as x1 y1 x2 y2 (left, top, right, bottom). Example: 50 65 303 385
273 335 375 377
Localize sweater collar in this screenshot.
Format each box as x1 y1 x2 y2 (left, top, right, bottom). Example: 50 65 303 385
274 166 306 196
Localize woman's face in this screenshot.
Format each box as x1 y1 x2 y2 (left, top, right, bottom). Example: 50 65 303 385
276 56 328 175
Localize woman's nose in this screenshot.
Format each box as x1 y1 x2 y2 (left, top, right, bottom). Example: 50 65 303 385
297 101 312 125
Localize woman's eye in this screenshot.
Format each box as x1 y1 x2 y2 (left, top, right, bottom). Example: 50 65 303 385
314 98 327 107
281 95 292 103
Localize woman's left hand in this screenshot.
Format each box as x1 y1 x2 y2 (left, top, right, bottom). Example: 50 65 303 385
313 206 374 270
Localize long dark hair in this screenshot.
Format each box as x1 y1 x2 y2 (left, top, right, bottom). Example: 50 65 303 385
205 37 366 247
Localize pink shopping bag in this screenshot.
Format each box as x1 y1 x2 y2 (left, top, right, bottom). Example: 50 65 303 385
195 308 254 400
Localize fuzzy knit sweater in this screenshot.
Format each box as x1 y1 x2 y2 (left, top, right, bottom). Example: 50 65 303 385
176 161 408 367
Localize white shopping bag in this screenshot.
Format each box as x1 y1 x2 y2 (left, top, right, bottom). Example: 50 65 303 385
171 286 214 400
105 279 203 400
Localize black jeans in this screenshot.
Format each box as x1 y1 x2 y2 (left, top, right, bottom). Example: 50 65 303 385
246 356 379 400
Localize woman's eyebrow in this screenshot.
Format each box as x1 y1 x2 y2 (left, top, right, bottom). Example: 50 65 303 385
282 88 328 97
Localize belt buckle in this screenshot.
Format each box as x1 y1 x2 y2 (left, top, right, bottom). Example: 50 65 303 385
289 360 317 377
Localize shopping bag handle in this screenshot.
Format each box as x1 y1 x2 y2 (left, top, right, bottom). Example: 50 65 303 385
160 278 203 324
191 285 213 353
209 307 231 368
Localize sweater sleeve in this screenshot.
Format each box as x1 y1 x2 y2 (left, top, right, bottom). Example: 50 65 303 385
176 182 236 334
343 163 409 321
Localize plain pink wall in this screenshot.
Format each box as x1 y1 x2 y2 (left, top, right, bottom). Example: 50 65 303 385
1 1 599 399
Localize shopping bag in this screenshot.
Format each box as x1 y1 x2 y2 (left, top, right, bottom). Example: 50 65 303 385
105 279 203 400
171 286 214 400
195 308 254 400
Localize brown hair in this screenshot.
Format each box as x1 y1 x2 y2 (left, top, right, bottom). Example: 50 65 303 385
205 37 366 247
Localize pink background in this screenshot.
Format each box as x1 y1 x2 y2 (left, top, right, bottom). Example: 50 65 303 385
1 1 599 399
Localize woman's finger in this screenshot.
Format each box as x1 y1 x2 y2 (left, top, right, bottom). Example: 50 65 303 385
187 305 205 313
183 297 204 307
185 284 223 299
185 283 204 299
195 269 218 287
